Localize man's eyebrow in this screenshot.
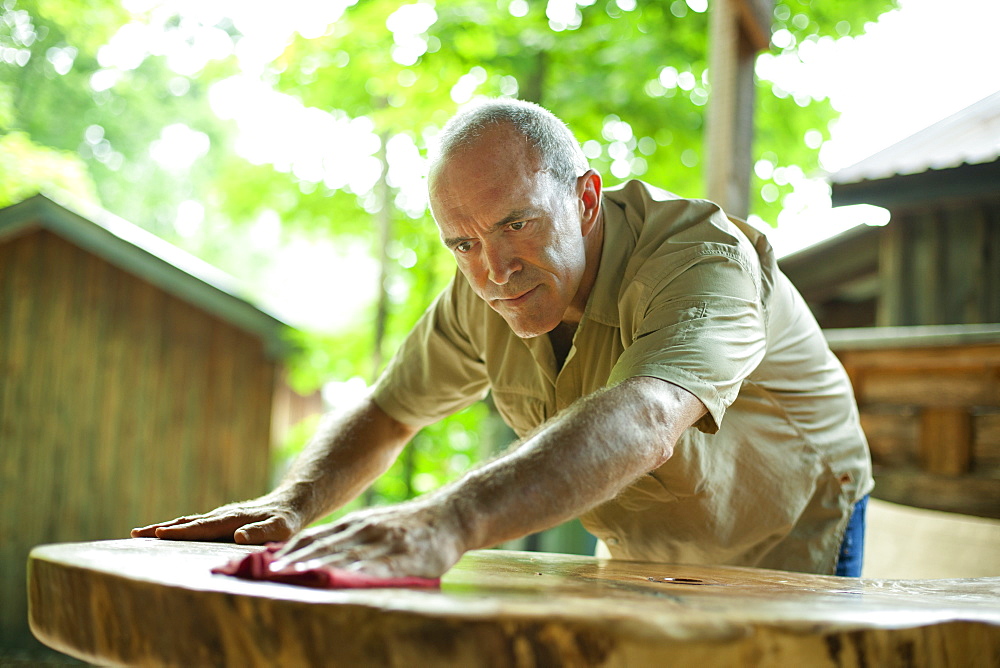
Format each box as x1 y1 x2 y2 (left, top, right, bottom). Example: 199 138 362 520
442 208 537 247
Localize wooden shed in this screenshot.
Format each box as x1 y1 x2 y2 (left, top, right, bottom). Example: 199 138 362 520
0 193 314 654
778 92 1000 521
780 90 1000 330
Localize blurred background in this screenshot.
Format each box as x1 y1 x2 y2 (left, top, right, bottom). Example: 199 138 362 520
3 0 1000 661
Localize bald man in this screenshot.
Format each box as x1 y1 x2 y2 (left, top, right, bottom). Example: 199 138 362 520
134 99 872 578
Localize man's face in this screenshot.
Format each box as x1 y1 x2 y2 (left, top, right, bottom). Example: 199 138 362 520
429 127 597 339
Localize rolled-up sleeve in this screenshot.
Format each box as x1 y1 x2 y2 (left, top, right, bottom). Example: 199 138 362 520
371 277 490 428
609 246 766 433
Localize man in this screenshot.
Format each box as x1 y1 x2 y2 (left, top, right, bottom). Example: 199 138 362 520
134 99 872 577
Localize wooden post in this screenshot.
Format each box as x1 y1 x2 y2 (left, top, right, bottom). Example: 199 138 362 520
877 220 903 326
372 129 392 379
706 0 773 219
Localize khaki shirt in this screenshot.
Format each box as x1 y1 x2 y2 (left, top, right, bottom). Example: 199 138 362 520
373 180 874 574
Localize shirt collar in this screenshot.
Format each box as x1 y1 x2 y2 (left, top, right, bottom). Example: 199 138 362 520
581 194 633 328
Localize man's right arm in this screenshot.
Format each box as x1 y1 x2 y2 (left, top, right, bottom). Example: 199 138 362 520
130 396 418 543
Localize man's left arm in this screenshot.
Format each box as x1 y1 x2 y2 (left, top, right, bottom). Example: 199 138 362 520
271 376 706 577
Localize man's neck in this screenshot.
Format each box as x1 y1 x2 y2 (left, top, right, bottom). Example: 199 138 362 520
562 209 605 326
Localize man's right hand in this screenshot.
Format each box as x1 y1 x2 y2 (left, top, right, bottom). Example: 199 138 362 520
130 496 304 544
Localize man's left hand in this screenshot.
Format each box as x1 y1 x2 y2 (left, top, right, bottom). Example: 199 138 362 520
269 499 467 579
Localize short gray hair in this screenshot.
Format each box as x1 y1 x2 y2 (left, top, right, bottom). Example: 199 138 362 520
431 98 589 188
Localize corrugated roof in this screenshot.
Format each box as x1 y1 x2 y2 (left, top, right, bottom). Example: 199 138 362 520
830 90 1000 185
0 192 293 358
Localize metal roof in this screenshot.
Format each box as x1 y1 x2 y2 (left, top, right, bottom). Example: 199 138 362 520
776 221 881 304
777 221 879 267
830 90 1000 185
0 192 293 358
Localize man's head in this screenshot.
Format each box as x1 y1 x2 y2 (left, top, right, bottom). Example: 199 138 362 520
428 99 603 339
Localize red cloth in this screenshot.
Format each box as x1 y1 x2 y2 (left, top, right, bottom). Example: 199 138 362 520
211 543 440 589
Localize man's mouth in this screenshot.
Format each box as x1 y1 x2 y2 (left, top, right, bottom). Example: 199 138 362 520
493 286 536 306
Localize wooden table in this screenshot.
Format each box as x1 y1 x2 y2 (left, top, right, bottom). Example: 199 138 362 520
28 539 1000 667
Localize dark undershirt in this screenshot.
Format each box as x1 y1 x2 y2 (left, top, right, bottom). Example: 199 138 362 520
548 322 577 370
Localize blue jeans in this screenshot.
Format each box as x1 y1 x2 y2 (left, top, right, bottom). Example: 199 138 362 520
834 495 868 577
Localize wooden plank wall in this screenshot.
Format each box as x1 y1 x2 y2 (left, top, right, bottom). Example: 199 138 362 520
832 335 1000 519
0 229 275 652
880 198 1000 326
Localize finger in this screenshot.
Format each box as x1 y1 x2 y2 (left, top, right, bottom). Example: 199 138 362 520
153 515 249 542
131 516 198 538
272 540 340 570
356 553 448 579
274 521 349 559
234 516 293 545
306 541 393 570
272 531 365 571
345 555 403 579
273 530 318 559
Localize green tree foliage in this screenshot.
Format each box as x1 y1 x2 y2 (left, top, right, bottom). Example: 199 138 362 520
0 131 95 206
3 0 898 510
266 0 895 381
1 0 241 238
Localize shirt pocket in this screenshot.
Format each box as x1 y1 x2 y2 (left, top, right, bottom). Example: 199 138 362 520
613 471 679 511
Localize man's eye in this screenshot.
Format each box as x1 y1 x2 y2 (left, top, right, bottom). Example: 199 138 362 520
510 221 525 231
456 241 473 253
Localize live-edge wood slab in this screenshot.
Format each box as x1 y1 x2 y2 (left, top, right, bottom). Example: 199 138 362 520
28 539 1000 667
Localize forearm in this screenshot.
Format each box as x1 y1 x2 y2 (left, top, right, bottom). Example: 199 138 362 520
272 396 417 526
268 378 706 578
442 377 706 551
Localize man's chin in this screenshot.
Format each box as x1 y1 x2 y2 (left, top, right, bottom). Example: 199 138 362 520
499 314 558 339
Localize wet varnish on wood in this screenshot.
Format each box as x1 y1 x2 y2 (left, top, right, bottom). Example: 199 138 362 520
29 539 1000 667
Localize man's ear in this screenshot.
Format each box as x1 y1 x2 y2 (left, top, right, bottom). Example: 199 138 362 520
578 170 602 236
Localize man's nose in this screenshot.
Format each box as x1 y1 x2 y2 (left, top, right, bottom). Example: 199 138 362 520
482 240 520 285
